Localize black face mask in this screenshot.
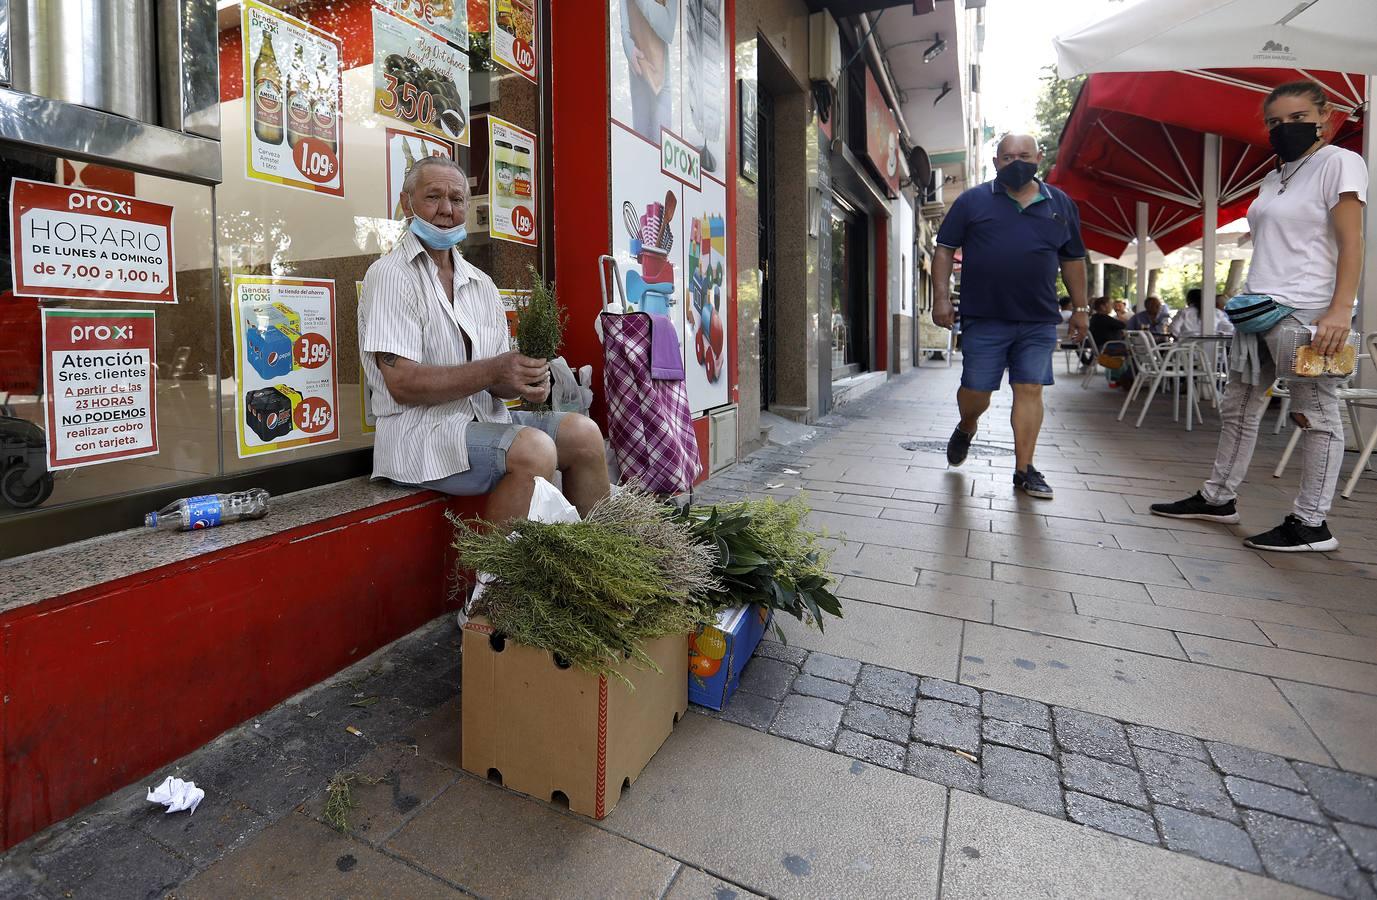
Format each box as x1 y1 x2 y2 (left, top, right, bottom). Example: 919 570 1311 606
996 159 1038 190
1269 121 1321 163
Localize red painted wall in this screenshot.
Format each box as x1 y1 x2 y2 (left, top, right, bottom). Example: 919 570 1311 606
549 0 612 426
0 492 475 850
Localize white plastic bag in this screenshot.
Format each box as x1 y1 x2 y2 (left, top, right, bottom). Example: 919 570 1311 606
462 477 578 626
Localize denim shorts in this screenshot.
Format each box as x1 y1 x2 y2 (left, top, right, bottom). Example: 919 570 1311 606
960 318 1058 391
412 411 567 496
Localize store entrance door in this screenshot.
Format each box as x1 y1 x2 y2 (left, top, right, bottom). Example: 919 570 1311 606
758 89 776 409
830 202 870 377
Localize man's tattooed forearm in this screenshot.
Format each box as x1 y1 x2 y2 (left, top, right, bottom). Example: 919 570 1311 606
380 352 398 367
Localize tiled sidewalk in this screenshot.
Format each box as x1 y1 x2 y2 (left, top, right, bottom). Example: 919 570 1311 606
3 359 1376 899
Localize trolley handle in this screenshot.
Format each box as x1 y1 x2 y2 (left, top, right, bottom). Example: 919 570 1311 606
598 255 629 313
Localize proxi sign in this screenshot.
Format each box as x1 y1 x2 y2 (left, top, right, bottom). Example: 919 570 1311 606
42 308 160 470
660 130 702 191
11 179 177 303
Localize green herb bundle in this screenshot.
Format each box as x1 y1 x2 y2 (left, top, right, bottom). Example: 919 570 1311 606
673 496 842 639
449 488 716 685
515 265 564 361
514 266 566 412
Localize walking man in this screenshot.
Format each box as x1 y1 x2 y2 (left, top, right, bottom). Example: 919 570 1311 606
932 134 1089 499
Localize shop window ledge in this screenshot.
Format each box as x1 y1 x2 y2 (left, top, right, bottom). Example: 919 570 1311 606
0 478 442 616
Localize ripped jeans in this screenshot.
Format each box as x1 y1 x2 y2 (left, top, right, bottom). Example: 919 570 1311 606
1201 308 1345 526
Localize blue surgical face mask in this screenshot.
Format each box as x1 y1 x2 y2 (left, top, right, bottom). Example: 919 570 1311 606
408 215 467 250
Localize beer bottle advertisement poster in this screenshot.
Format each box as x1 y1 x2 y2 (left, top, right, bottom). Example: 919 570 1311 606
381 0 468 50
491 0 537 82
356 281 376 435
488 116 538 246
41 308 159 471
9 179 177 303
242 0 345 197
372 6 471 147
231 275 341 458
384 127 454 220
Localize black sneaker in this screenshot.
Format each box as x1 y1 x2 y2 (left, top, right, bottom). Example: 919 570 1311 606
946 426 975 467
1243 515 1339 553
1014 465 1054 499
1150 492 1241 523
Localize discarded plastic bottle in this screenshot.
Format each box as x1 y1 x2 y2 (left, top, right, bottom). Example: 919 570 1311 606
144 489 271 531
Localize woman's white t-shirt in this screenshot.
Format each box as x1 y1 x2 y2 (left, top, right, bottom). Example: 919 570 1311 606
1244 144 1368 310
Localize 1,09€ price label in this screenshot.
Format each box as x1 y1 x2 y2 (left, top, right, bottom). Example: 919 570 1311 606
292 139 340 185
294 332 332 369
293 397 333 434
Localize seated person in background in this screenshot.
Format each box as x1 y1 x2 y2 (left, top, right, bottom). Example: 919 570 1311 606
1112 298 1132 322
1058 296 1074 324
1171 287 1235 338
1128 295 1172 340
360 157 611 526
1088 298 1126 349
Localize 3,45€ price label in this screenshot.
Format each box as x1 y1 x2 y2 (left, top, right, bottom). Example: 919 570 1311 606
294 397 334 434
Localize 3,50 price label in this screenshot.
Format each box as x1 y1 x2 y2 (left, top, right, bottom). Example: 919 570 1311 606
295 332 333 369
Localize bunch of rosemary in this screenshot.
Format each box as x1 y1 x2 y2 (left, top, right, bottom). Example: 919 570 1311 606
514 265 565 411
672 496 842 639
450 488 717 685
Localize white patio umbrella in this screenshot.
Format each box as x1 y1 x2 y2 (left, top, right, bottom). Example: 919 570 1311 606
1054 0 1376 345
1054 0 1377 79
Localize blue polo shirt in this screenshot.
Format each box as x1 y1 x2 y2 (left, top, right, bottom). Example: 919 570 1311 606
935 179 1086 323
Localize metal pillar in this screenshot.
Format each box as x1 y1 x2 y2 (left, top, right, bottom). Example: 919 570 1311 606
1201 133 1220 337
1136 202 1148 305
1093 262 1105 298
1356 75 1377 449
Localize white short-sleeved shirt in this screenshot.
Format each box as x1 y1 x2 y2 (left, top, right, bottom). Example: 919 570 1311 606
1244 144 1368 310
359 231 513 484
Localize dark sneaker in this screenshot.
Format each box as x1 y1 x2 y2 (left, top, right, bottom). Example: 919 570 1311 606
1150 492 1240 523
1243 515 1339 553
1014 465 1054 499
946 426 975 467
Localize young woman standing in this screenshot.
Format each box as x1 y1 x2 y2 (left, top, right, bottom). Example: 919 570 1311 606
1151 81 1367 551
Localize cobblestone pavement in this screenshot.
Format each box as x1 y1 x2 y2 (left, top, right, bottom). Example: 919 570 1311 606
3 360 1376 898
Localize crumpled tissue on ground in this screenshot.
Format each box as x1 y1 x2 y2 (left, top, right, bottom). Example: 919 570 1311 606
146 776 204 815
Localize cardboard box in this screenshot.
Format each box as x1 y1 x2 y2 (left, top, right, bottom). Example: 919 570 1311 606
461 617 688 820
689 604 772 711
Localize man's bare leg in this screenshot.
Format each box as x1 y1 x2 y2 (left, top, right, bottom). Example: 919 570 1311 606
484 427 557 526
555 413 611 517
957 387 993 435
1010 382 1045 472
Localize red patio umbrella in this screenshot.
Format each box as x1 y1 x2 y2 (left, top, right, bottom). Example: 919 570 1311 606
1083 69 1365 149
1048 82 1273 256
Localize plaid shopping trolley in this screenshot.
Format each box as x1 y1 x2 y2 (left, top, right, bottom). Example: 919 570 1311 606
598 255 700 495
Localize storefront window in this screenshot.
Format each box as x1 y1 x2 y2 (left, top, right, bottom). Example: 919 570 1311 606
0 0 547 556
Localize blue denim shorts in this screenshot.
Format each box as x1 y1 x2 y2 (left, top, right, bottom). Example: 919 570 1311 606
413 411 567 496
960 318 1058 391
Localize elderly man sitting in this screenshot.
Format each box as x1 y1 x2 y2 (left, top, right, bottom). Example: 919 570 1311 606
359 156 609 523
1127 295 1172 340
